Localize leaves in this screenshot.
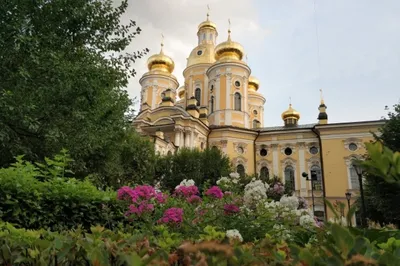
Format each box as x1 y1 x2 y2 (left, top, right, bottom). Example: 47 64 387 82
0 0 150 186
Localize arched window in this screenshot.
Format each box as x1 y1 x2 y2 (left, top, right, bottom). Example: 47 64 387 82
310 165 323 190
195 88 201 106
210 96 214 113
234 93 241 111
237 164 245 177
349 165 359 189
260 166 269 180
253 119 259 129
284 165 295 191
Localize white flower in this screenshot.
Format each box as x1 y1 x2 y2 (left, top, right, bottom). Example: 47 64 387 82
329 216 347 227
175 179 195 189
279 195 299 210
244 179 269 205
229 172 240 179
226 229 243 242
300 214 316 228
216 176 230 185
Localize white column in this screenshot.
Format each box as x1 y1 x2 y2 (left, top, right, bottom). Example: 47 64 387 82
204 72 209 107
180 131 184 148
226 73 231 109
272 144 279 176
243 76 248 127
185 130 191 148
174 130 180 147
152 86 157 109
190 130 194 148
299 143 306 196
216 76 220 110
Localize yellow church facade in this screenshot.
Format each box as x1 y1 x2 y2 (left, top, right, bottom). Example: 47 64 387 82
133 14 384 222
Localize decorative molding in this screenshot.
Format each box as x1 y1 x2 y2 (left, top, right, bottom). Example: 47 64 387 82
280 144 296 155
343 138 364 152
233 142 248 154
281 157 297 167
257 159 272 173
232 156 248 172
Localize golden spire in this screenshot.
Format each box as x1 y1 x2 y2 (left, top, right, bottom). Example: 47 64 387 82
246 54 248 64
319 88 324 104
160 33 164 54
198 5 217 31
228 19 231 41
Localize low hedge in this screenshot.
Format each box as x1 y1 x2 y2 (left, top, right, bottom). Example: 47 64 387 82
0 157 127 231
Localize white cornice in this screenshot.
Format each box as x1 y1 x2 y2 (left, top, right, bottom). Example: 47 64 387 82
316 120 384 130
320 132 375 140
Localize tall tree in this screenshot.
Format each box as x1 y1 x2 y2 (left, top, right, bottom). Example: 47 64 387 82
0 0 154 184
362 102 400 226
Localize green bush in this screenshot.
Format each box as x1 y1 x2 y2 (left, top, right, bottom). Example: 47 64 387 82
0 155 127 231
156 147 231 191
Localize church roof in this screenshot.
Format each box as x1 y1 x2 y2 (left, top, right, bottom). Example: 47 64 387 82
259 123 317 132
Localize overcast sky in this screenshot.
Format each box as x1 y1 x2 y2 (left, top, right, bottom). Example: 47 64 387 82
121 0 400 126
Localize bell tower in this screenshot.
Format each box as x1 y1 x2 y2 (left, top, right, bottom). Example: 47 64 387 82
139 37 178 111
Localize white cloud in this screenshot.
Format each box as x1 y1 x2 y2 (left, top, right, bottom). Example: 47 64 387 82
116 0 400 126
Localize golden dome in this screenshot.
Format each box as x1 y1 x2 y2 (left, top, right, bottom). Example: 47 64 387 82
178 86 185 98
198 20 217 31
248 76 260 91
215 30 244 61
187 45 216 67
147 43 174 73
198 12 217 32
281 104 300 120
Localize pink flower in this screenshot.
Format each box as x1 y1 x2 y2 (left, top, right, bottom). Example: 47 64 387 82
158 208 184 224
223 204 240 215
187 195 202 204
174 185 199 198
155 192 168 204
117 186 135 201
126 202 154 216
205 186 223 199
224 191 233 197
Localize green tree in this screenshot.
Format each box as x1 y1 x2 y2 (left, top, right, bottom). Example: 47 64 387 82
362 102 400 226
157 148 231 191
0 0 154 184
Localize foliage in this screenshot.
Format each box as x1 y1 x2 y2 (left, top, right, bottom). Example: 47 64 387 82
1 221 400 265
0 0 154 185
0 153 127 231
361 142 400 185
360 102 400 227
378 102 400 152
156 148 231 191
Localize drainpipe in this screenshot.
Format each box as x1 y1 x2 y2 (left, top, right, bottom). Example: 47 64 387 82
312 125 328 221
253 130 261 176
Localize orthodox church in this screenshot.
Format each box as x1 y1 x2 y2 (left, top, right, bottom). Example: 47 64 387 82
133 13 383 221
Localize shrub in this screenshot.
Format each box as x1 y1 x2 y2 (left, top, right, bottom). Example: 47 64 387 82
156 148 231 191
0 155 127 231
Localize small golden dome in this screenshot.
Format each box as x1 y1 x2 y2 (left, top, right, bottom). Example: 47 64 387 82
281 104 300 120
215 30 244 61
248 76 260 91
147 42 175 73
198 20 217 31
198 11 217 32
178 87 185 98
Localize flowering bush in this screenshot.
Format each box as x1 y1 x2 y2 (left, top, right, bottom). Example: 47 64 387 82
116 177 319 243
243 179 269 206
158 208 184 225
205 186 224 199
